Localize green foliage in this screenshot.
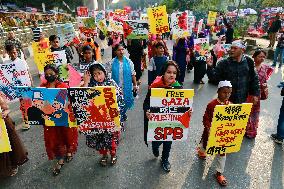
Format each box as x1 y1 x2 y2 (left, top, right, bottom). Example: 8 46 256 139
234 15 257 38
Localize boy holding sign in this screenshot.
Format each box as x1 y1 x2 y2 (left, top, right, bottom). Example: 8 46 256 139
197 80 232 186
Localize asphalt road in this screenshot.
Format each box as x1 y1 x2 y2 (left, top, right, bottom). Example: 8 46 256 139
0 40 283 189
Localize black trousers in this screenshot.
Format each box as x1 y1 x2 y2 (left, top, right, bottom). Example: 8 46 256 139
152 141 172 161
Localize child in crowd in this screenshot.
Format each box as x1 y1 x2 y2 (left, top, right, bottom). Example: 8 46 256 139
197 80 232 186
83 63 126 166
148 42 169 85
144 61 191 172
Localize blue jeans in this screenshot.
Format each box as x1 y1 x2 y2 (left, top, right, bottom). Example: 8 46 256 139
273 47 284 66
277 98 284 139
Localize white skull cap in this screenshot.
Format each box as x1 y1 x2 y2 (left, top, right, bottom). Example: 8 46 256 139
218 80 232 89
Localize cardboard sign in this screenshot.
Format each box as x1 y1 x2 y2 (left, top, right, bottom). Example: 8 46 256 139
171 12 189 39
0 108 12 153
32 39 50 68
16 87 77 127
207 11 217 26
77 6 88 17
124 20 149 39
148 88 194 141
147 6 169 34
194 37 210 61
68 87 120 135
0 61 32 101
206 103 253 155
56 23 76 46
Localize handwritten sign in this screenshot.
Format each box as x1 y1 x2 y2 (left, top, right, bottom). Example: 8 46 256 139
0 108 12 153
124 20 149 39
94 10 105 23
171 12 189 39
68 87 120 135
110 9 129 21
206 103 253 155
147 6 169 34
97 19 108 36
0 61 31 101
207 11 217 26
16 87 77 127
148 88 194 141
108 20 124 35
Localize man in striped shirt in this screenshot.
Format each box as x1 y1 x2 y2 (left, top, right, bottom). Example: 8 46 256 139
31 21 42 42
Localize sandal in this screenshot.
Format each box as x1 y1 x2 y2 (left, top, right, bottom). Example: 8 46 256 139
66 154 73 163
100 156 108 167
216 173 228 186
10 167 18 177
110 156 117 165
53 162 64 176
197 147 206 159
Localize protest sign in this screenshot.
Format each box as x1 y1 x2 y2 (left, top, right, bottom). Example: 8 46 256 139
207 11 217 25
0 61 31 101
197 19 204 34
77 17 97 38
94 10 105 22
108 20 124 35
68 87 120 135
194 37 210 61
35 50 68 80
0 109 12 153
110 9 129 21
171 12 189 39
124 20 149 39
97 19 108 36
148 88 194 141
16 87 77 127
56 23 76 46
206 103 253 155
188 15 195 35
77 6 88 17
147 5 169 34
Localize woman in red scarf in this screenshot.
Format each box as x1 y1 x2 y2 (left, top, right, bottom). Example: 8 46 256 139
41 64 78 176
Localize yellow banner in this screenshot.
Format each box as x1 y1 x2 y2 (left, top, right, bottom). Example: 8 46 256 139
206 103 253 155
147 5 169 34
207 11 217 26
0 110 12 153
151 88 194 98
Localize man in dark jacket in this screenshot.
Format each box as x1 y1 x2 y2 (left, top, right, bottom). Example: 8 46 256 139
268 14 282 48
206 40 260 105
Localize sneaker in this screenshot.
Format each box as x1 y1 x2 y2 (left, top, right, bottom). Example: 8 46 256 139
161 160 171 172
271 134 283 144
152 148 159 157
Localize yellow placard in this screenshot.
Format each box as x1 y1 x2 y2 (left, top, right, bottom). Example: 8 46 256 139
151 88 194 98
147 5 169 34
0 111 12 153
206 103 253 155
32 40 50 73
207 11 217 26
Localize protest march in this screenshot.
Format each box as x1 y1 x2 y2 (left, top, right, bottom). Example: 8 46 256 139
0 1 283 188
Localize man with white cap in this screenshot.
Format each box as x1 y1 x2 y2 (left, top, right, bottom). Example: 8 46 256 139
197 80 232 186
207 40 260 105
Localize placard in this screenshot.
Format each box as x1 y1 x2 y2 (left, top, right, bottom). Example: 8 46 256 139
124 20 149 39
147 6 169 34
171 12 189 39
0 108 12 153
148 88 194 141
206 103 253 155
16 87 77 127
0 61 31 101
68 87 120 135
